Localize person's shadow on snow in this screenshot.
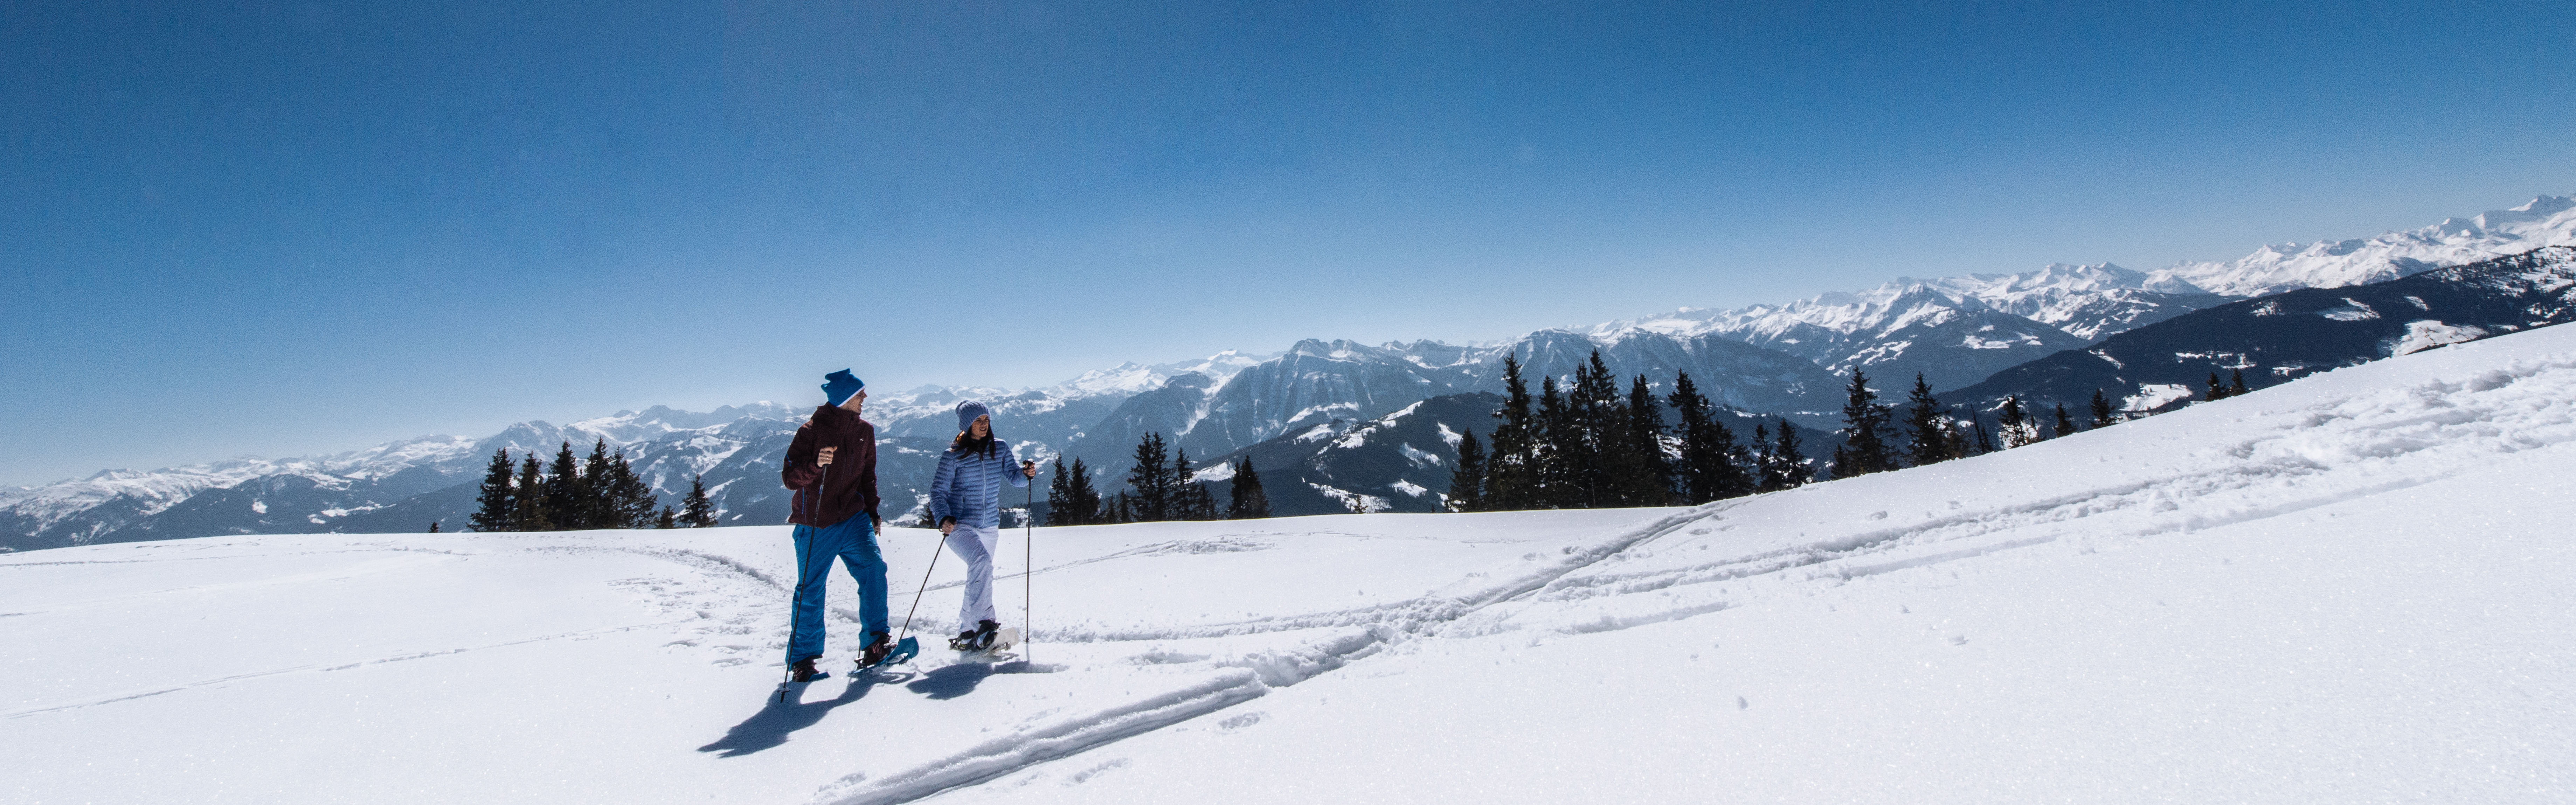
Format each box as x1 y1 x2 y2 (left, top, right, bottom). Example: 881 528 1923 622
906 662 993 700
696 673 888 757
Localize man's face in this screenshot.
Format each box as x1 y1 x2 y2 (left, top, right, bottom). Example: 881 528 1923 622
841 389 867 414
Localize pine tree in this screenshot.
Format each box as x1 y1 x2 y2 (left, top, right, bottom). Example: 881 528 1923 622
1750 422 1772 488
1047 458 1078 526
680 474 717 527
542 441 586 530
1837 371 1896 476
1902 373 1952 469
1227 458 1271 519
655 507 677 529
2090 388 2117 429
604 450 658 529
1068 458 1104 525
1536 374 1577 508
2205 372 2229 402
1446 429 1486 512
1125 433 1176 521
1666 372 1752 505
469 448 514 533
512 453 549 531
1483 354 1541 511
2053 403 2077 438
2229 368 2250 397
1972 415 1997 455
428 521 440 533
581 439 619 528
1762 419 1813 491
1622 374 1673 506
1998 396 2037 448
1171 448 1218 521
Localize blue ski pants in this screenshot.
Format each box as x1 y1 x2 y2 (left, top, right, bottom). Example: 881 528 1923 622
787 516 889 664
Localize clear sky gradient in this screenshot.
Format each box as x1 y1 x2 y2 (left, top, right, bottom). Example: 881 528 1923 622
5 1 2573 485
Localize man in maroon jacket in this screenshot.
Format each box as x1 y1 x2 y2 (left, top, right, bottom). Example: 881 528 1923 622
780 369 889 682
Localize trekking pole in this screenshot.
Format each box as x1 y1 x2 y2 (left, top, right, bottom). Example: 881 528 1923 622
1023 462 1036 661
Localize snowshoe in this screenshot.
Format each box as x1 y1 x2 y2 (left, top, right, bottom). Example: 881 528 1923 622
856 631 921 672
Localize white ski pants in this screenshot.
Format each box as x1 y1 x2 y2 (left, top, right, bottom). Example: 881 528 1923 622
942 523 1001 629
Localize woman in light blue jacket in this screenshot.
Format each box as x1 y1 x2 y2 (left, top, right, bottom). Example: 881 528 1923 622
928 400 1036 651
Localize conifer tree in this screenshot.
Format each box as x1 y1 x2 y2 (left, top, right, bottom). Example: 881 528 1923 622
680 474 717 527
1170 448 1218 521
1227 458 1271 519
1837 371 1896 476
1622 374 1673 506
1446 429 1486 512
1762 419 1813 491
2053 403 2078 438
1666 372 1752 505
1069 458 1103 525
2229 368 2250 397
1483 354 1541 511
429 521 440 533
543 441 586 529
2090 389 2117 429
2205 372 2229 402
1536 374 1576 508
1902 373 1952 468
603 450 657 528
1125 433 1176 521
470 448 514 533
1998 396 2035 448
1972 416 1997 454
581 440 619 528
655 507 677 529
1750 422 1772 487
512 454 549 532
1047 457 1078 526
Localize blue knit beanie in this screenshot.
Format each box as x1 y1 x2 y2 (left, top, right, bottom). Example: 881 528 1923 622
822 369 865 407
955 400 992 432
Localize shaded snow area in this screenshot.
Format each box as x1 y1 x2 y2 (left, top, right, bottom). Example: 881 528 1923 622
11 327 2576 803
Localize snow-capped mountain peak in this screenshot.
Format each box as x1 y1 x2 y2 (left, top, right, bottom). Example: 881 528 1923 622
2154 195 2576 297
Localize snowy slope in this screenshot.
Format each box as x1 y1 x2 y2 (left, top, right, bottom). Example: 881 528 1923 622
10 319 2576 803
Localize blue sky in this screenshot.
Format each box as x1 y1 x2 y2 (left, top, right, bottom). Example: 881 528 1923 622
4 0 2572 485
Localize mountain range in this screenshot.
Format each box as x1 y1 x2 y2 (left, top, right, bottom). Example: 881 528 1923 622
6 194 2571 551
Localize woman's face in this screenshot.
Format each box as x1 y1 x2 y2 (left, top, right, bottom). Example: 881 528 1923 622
970 415 991 438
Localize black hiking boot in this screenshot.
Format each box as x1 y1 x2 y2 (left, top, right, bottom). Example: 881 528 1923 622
857 631 893 669
790 658 820 683
948 620 1002 651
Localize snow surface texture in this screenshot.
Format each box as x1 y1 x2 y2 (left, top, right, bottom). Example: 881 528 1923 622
11 324 2576 803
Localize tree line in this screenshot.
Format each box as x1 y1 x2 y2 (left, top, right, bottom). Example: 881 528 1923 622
1045 432 1270 525
1447 351 2144 512
467 439 718 532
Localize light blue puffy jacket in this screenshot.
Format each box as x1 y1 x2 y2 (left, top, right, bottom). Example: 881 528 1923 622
929 439 1027 529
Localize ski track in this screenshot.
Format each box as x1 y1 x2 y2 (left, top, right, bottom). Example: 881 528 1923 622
807 343 2576 804
802 507 1710 805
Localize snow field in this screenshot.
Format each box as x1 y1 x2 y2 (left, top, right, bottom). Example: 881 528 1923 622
8 323 2576 803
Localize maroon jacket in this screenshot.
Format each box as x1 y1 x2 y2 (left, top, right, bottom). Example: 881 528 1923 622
782 404 880 528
